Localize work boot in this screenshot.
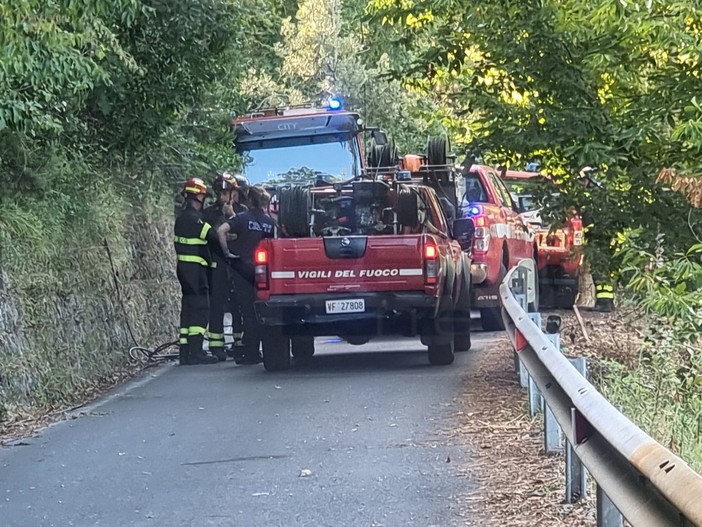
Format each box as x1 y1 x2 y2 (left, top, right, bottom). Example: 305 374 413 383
179 347 189 366
188 350 218 364
238 352 262 365
211 348 227 362
593 298 614 313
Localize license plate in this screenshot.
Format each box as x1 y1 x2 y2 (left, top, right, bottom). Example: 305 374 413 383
325 299 365 314
573 231 583 246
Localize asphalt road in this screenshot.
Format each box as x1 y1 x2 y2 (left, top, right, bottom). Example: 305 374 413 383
0 333 493 527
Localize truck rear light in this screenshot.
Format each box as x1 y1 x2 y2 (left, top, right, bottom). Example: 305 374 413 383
254 248 269 290
254 248 268 264
473 215 490 252
571 218 584 246
424 241 439 285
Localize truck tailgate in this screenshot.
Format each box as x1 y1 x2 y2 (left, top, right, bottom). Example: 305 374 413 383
261 236 426 296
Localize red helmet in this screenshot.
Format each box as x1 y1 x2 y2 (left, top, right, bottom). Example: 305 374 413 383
182 177 208 196
213 172 237 193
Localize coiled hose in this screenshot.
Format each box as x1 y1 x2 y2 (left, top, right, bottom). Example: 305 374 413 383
278 186 310 237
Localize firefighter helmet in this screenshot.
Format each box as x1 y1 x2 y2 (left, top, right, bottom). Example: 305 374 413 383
182 177 208 197
214 172 237 193
233 175 249 190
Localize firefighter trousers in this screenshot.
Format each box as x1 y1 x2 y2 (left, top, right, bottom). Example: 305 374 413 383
230 267 262 357
177 262 210 362
207 255 228 353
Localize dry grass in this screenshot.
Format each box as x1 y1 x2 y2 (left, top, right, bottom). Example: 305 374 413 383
450 334 596 526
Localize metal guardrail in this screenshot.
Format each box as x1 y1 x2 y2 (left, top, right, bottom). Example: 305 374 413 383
500 260 702 527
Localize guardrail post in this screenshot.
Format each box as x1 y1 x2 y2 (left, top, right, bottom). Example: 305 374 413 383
566 357 589 503
566 435 587 503
596 484 623 527
528 375 542 417
544 403 564 454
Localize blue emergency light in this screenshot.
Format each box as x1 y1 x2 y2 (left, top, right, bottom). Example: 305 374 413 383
466 205 480 216
328 97 343 110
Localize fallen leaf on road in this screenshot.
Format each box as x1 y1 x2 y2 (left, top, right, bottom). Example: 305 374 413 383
299 469 313 477
251 492 269 496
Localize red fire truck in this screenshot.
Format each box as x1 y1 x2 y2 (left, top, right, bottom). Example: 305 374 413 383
232 101 474 370
456 164 539 330
501 169 584 308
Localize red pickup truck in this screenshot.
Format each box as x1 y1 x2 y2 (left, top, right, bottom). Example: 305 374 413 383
457 164 539 329
232 103 474 370
501 169 584 308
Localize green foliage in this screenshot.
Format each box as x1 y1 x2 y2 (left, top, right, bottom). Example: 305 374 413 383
619 231 702 337
598 325 702 472
366 0 702 272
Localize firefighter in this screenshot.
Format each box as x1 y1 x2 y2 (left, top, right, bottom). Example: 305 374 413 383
578 166 615 313
216 186 275 364
232 175 250 209
174 177 219 365
225 174 249 355
202 173 238 361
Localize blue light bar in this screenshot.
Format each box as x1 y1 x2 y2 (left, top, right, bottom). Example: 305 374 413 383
466 205 480 216
328 97 342 110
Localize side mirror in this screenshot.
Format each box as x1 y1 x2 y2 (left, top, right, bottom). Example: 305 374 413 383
372 130 388 146
453 218 475 252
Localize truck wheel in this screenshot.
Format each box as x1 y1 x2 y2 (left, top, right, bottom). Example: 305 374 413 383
428 341 455 365
480 307 504 331
291 336 315 359
556 288 578 309
454 277 472 352
262 332 291 371
481 261 506 331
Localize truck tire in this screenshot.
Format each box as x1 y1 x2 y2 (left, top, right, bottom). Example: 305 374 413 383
555 287 578 309
278 186 309 237
262 332 291 371
480 307 504 331
426 135 450 166
454 276 472 352
481 262 506 331
428 340 455 365
426 307 455 365
291 336 315 359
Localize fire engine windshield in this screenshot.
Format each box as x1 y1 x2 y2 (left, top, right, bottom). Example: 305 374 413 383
237 134 361 187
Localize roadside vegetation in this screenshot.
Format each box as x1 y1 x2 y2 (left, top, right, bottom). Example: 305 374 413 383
2 0 702 472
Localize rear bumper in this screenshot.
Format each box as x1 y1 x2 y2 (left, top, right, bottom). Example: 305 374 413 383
255 292 440 335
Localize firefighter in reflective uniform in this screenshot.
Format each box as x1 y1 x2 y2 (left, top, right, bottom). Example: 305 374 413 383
202 173 239 361
216 187 275 364
174 178 219 365
578 166 616 313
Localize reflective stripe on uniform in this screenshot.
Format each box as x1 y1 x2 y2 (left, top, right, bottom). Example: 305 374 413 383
208 340 225 348
207 332 225 340
177 254 209 267
180 328 188 335
179 338 188 345
210 261 218 269
595 284 615 299
174 236 208 246
199 222 211 240
188 326 207 336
